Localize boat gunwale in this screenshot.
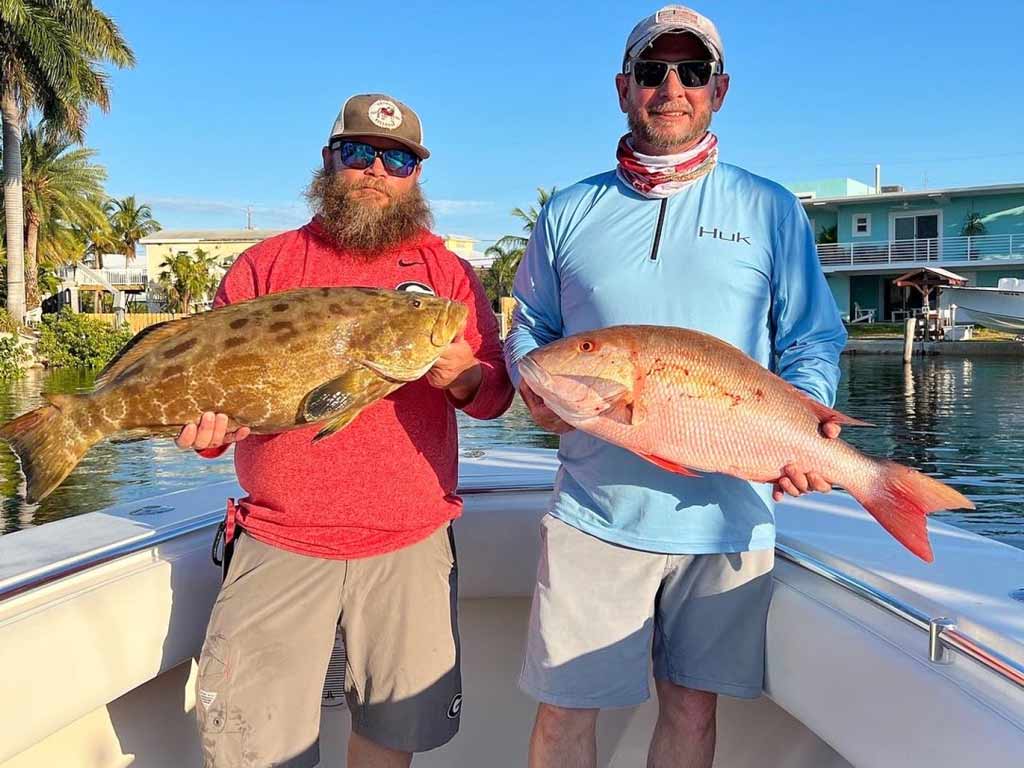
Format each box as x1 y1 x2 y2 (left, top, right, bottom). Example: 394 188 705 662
2 479 1023 692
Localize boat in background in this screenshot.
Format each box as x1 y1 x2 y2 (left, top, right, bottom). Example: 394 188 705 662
942 278 1024 334
1 447 1023 767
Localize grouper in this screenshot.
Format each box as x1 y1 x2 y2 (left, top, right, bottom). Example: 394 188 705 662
1 287 467 502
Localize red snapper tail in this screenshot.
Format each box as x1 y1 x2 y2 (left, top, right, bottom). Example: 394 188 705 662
845 460 974 563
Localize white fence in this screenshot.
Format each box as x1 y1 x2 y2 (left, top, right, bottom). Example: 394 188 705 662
817 234 1024 269
56 265 148 286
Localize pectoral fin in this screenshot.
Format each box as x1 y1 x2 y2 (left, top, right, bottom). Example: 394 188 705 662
605 397 646 427
301 368 393 442
629 400 646 426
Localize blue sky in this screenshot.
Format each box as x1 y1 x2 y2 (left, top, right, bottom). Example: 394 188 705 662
88 0 1023 249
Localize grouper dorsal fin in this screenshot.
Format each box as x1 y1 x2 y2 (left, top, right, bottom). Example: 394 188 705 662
301 367 395 443
93 317 195 390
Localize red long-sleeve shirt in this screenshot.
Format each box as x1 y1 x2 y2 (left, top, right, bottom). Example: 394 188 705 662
202 219 513 558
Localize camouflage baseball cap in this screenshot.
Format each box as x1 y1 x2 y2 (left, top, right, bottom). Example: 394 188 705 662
328 93 430 159
623 5 725 71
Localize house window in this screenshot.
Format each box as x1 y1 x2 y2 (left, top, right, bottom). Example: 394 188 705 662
853 214 871 237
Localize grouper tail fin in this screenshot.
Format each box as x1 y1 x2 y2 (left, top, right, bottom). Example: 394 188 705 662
0 394 104 503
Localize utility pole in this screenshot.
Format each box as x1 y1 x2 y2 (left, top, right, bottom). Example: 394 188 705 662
245 206 254 230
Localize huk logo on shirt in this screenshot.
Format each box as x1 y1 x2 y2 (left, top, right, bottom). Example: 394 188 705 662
395 281 436 295
698 226 751 245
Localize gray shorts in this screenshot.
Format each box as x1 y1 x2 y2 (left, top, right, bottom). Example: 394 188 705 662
196 526 461 767
520 515 773 708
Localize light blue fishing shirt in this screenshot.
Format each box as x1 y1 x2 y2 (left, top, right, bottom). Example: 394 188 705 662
504 163 847 554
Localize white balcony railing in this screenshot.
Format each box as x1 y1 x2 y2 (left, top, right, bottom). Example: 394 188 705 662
817 233 1024 269
56 265 149 286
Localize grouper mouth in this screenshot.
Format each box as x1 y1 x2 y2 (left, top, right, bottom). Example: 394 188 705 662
431 299 468 347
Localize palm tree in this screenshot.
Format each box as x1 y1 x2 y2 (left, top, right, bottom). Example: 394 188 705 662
105 195 160 264
158 247 219 315
16 122 107 308
816 225 838 245
961 212 987 237
0 0 135 323
482 241 524 309
493 186 556 252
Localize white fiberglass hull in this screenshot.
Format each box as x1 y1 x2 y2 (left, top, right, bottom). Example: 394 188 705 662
942 286 1024 332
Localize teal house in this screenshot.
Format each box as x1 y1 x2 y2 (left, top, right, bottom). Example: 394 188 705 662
786 178 1024 322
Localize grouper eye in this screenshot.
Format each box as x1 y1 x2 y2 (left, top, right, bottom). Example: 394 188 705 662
411 299 422 308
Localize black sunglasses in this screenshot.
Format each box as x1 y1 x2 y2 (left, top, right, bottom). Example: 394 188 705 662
330 140 420 178
627 59 718 89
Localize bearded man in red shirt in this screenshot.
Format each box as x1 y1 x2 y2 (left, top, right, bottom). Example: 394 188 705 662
177 93 514 768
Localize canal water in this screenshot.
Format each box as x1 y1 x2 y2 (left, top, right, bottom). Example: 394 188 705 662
2 357 1022 549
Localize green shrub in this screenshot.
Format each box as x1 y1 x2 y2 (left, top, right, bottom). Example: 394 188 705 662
38 309 134 369
0 336 26 379
0 312 20 335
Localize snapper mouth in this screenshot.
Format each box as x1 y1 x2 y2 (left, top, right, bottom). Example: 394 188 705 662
519 355 629 420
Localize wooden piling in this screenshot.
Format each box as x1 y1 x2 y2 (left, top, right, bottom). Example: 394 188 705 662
903 318 917 362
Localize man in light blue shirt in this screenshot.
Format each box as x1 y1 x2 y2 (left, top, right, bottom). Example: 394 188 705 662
504 6 846 768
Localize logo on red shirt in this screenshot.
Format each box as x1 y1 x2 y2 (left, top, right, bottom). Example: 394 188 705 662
395 281 435 295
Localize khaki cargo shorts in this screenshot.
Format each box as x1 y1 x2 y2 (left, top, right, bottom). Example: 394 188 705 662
520 515 774 708
196 525 461 767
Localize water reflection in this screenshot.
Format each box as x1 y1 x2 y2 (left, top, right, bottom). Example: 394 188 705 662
833 356 1023 544
0 357 1021 548
0 368 236 535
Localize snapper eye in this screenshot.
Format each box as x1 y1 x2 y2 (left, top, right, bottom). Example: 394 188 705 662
579 340 597 353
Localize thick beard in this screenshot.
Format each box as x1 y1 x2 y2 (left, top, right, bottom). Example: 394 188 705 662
305 169 433 256
627 105 712 152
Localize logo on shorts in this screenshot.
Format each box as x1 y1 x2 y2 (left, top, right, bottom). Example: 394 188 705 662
199 689 217 708
446 693 462 719
368 99 403 130
395 281 435 295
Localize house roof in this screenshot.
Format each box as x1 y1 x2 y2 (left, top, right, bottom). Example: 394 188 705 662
802 182 1024 208
140 229 284 244
893 267 969 287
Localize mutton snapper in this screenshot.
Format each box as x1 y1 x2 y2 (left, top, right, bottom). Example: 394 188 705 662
1 287 468 503
518 325 974 562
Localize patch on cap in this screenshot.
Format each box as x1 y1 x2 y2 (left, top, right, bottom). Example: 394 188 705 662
368 99 403 130
656 6 699 24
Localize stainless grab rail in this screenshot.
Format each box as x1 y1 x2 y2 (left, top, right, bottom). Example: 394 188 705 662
776 543 1024 690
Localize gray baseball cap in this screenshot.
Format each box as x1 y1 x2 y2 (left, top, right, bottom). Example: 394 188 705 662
623 5 725 71
327 93 430 159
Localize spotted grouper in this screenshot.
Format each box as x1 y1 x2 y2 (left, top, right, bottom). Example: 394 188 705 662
517 324 974 562
1 287 467 502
